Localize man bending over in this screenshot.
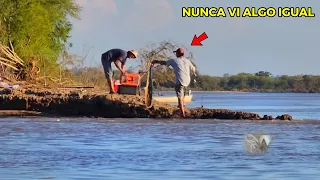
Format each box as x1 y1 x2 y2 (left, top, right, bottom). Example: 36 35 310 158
152 48 196 117
101 48 138 93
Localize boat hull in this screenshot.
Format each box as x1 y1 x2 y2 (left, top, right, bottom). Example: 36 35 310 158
153 95 193 103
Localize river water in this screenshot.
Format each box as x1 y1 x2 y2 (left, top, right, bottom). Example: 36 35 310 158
186 92 320 120
1 92 320 180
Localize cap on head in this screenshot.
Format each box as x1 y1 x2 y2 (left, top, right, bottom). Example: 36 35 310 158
128 50 138 58
173 48 184 55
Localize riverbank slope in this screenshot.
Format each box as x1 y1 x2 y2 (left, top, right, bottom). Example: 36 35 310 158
0 86 293 120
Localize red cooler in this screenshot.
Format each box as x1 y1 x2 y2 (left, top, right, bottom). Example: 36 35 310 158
114 80 121 93
118 73 141 95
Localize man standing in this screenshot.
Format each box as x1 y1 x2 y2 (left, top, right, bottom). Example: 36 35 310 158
101 49 138 93
152 48 196 117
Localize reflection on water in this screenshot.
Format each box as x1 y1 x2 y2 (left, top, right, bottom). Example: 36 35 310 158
1 118 320 180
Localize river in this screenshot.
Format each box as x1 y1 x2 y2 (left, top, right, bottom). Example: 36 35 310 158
185 92 320 120
0 92 319 179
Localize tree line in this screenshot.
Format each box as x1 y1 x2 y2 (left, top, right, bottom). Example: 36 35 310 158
190 71 320 92
147 70 320 93
69 67 320 93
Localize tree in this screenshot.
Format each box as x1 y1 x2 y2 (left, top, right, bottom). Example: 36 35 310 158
0 0 81 81
255 71 272 77
198 75 219 91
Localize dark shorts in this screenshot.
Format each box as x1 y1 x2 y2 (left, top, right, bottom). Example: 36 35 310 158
175 84 187 98
101 54 113 79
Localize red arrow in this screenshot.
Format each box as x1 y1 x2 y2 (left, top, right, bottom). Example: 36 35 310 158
191 32 208 46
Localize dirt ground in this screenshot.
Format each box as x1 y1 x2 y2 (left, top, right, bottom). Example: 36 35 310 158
0 85 293 120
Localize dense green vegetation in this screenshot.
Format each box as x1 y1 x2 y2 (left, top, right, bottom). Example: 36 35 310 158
164 71 320 93
0 0 80 81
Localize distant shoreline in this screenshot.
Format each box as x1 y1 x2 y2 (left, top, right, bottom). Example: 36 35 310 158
191 91 248 93
155 90 248 93
154 90 319 93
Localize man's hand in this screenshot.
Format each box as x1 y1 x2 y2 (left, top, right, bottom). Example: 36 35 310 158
150 60 157 67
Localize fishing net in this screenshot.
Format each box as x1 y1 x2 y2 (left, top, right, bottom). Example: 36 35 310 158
243 133 272 155
145 60 153 108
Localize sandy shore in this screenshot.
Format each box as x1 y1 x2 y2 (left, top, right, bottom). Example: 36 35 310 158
0 86 293 120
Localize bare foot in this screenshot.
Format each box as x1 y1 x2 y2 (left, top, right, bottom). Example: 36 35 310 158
180 115 185 119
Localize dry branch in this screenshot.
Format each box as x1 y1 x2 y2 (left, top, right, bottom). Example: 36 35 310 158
0 42 44 82
0 43 24 66
0 42 25 76
136 40 195 73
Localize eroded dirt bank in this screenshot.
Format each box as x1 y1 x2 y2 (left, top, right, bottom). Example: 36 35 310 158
0 86 293 120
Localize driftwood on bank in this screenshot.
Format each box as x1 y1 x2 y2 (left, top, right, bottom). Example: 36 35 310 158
0 43 77 86
0 43 25 71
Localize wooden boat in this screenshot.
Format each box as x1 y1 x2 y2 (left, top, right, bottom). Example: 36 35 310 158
153 90 193 103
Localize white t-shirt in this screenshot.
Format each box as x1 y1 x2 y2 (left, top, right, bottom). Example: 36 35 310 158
166 57 195 86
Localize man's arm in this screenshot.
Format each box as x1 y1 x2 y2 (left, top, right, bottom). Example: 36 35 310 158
114 59 125 74
117 51 127 73
151 60 167 66
121 64 125 72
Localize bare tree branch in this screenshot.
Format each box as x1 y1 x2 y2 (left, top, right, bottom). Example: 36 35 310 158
135 40 194 73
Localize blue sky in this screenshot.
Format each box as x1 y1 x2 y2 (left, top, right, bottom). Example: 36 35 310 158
69 0 319 76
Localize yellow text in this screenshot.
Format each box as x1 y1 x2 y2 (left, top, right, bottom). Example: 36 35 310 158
278 7 315 17
242 7 277 17
182 7 226 17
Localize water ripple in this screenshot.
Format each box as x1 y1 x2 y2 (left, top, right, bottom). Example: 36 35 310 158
0 117 320 180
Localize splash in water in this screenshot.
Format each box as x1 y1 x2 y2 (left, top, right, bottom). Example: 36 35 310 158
244 133 272 155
